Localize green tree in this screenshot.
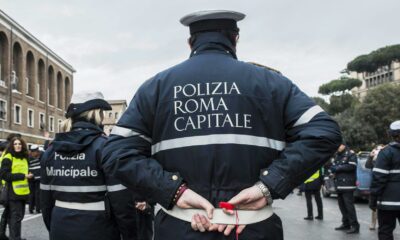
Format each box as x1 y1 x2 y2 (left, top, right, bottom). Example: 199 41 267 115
328 93 358 116
311 97 329 112
347 44 400 73
335 109 377 151
317 77 361 115
318 77 362 95
355 84 400 144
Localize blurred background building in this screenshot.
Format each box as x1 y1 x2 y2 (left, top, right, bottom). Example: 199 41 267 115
0 9 75 144
350 60 400 100
103 100 127 135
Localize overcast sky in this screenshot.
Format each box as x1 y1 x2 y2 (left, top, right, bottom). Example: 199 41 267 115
0 0 399 101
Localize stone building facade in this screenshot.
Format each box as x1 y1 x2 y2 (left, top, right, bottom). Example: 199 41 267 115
103 100 127 135
350 60 400 100
0 10 75 145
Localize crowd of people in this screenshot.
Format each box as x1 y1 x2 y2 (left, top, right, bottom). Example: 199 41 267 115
298 127 400 240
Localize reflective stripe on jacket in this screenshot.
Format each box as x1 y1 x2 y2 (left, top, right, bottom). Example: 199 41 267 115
304 170 320 184
370 142 400 210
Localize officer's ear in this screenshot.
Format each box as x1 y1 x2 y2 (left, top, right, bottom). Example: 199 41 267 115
187 38 192 49
188 34 197 49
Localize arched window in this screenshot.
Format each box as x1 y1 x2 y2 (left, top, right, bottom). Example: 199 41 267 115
48 65 55 106
38 59 45 101
12 42 23 92
65 77 71 110
0 32 9 86
57 72 64 109
26 51 35 97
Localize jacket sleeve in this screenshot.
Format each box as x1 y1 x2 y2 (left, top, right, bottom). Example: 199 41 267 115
335 152 357 173
370 149 391 196
260 80 342 199
40 150 55 231
99 140 138 240
102 79 183 209
0 158 26 182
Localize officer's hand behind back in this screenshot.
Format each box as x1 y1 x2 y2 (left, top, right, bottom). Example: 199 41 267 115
176 189 214 219
227 185 267 212
177 189 215 232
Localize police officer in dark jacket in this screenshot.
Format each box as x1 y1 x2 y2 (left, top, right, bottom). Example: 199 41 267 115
40 92 137 240
28 145 41 214
102 10 342 240
331 143 360 233
370 120 400 240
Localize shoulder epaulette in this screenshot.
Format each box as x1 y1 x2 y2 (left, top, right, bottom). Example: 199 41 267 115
248 62 282 75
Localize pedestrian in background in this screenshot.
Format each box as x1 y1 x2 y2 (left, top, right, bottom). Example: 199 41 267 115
0 136 32 240
365 144 384 231
303 169 323 220
0 134 22 240
28 144 42 214
331 143 360 234
370 120 400 240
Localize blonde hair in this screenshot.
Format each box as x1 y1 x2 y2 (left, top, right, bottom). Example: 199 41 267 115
60 109 104 132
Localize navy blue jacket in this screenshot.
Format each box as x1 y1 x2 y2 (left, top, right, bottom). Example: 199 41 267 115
102 32 341 239
331 148 357 192
29 152 42 180
40 121 136 240
370 142 400 210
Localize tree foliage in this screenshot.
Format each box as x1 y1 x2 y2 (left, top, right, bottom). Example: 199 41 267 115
318 77 362 95
328 93 358 116
335 109 377 151
354 84 400 144
347 44 400 73
311 97 329 112
316 82 400 150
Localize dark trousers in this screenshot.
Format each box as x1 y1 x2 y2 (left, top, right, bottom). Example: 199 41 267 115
136 209 154 240
29 180 41 213
305 190 323 217
0 206 8 237
8 200 25 240
337 191 359 227
378 209 400 240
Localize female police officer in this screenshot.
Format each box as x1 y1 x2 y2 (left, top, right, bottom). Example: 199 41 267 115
40 92 136 240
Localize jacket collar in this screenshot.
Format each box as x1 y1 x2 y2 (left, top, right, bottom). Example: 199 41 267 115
71 121 103 132
52 121 104 154
190 32 237 59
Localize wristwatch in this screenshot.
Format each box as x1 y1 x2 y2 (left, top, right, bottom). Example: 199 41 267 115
255 181 273 205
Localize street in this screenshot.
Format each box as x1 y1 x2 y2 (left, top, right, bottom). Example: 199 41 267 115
274 193 400 240
1 194 398 240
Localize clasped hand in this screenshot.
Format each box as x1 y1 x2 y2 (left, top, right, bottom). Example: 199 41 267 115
176 185 268 236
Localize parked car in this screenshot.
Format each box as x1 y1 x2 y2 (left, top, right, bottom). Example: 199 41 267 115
354 151 372 200
322 151 372 200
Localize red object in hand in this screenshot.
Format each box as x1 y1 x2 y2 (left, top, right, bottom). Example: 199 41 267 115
219 202 235 210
